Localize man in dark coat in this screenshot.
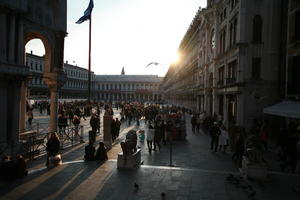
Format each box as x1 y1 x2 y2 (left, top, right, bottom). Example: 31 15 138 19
210 122 221 152
84 142 95 161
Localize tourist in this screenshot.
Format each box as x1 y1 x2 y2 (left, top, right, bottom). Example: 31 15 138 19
190 114 197 133
84 141 96 161
219 125 229 153
232 134 245 166
154 121 162 150
111 118 117 141
96 114 101 134
115 118 121 137
196 113 201 133
147 124 155 153
209 122 221 152
27 108 33 126
68 109 74 125
95 142 108 161
90 114 98 134
46 132 60 166
73 115 81 137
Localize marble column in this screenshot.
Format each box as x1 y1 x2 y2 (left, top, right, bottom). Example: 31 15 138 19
19 80 27 133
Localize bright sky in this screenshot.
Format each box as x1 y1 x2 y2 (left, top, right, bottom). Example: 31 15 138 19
26 0 206 76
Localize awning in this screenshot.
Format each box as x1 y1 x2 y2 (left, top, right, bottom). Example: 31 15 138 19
263 101 300 119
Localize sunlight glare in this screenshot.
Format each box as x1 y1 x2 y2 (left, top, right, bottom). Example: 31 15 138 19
169 51 181 64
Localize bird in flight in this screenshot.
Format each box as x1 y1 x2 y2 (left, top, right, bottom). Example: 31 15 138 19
145 62 160 67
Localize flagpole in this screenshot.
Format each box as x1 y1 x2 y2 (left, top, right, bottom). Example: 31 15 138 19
88 14 92 103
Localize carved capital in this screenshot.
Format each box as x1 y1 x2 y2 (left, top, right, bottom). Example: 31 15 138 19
43 71 66 89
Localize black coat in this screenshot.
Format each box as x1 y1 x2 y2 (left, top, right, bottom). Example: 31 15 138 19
46 139 60 156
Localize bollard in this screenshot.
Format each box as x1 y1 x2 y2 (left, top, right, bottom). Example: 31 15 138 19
80 125 85 143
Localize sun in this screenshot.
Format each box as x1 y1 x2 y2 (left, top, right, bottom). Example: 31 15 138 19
167 51 181 65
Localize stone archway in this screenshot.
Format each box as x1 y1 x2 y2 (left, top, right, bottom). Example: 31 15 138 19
0 0 67 155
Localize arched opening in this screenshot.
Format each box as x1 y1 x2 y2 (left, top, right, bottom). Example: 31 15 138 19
25 32 52 73
25 39 47 100
19 32 53 133
253 15 263 43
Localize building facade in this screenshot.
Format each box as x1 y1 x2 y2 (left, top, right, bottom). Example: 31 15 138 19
95 69 163 103
0 0 67 155
286 0 300 98
162 0 286 130
26 52 96 100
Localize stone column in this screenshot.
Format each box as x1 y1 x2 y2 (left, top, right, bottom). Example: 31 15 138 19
103 110 112 150
49 85 58 133
0 13 6 61
8 14 16 63
19 80 27 133
17 18 24 65
0 82 8 145
6 79 22 155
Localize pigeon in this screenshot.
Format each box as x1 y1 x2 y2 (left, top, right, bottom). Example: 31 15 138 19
134 183 139 191
161 193 165 199
146 62 160 67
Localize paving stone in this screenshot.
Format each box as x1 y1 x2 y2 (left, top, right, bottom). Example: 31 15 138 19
1 115 300 200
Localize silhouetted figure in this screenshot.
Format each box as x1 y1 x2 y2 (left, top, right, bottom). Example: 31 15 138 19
84 142 96 161
95 142 108 161
46 132 60 166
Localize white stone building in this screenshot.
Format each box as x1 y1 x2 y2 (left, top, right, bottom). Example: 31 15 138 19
26 52 96 100
95 68 163 103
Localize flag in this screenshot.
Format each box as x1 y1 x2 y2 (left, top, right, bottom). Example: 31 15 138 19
76 0 94 24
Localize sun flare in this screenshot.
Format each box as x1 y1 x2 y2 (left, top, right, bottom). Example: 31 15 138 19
168 51 181 65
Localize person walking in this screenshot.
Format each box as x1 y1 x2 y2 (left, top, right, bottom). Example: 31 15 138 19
196 114 201 133
147 124 155 153
209 122 221 152
111 118 117 141
72 115 81 138
27 108 33 127
219 125 229 153
190 114 197 133
115 118 121 138
154 121 162 151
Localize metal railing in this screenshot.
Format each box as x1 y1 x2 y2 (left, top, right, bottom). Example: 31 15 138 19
19 123 85 160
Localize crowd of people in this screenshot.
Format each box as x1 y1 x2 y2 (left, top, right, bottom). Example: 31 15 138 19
2 100 300 181
190 111 300 173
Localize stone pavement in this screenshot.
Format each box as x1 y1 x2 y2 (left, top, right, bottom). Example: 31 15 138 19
1 115 300 200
